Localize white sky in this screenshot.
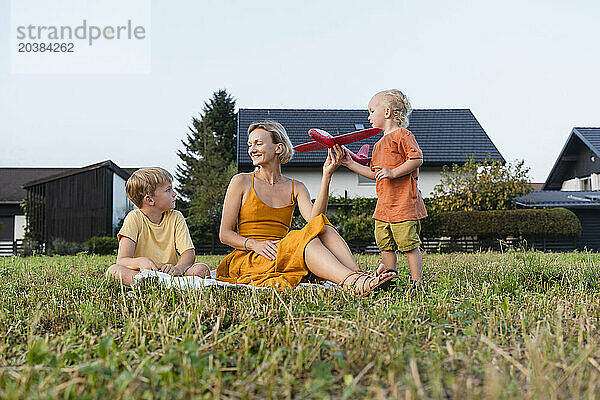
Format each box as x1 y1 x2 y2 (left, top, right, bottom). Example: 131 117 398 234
1 0 598 182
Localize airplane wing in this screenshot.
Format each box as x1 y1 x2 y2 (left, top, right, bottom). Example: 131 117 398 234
293 141 328 152
332 128 382 145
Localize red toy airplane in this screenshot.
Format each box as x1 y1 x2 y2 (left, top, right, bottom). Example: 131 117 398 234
293 127 382 165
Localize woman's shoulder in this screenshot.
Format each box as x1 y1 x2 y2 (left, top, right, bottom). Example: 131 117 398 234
288 177 307 196
228 172 253 191
231 172 252 183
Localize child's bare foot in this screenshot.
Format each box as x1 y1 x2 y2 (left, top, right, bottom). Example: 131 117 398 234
376 263 398 276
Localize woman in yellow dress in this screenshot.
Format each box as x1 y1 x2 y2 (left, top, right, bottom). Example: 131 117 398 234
217 121 396 294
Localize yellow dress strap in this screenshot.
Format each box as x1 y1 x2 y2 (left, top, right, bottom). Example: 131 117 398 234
291 179 295 204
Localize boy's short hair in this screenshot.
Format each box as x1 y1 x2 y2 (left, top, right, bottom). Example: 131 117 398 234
126 167 173 208
248 120 294 164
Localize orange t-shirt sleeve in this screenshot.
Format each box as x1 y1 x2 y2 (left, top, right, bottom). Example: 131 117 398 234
399 132 423 160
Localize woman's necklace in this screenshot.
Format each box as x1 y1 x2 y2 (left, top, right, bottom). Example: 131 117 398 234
256 171 283 185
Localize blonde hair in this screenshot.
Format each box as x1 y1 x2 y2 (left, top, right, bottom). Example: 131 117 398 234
248 120 294 164
375 89 413 127
126 167 173 208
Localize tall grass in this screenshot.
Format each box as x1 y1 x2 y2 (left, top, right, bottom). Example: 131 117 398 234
0 250 599 399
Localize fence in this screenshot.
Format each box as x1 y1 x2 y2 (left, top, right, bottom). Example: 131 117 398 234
346 237 578 254
0 240 24 256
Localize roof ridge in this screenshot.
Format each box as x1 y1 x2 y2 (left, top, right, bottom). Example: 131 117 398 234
238 108 473 112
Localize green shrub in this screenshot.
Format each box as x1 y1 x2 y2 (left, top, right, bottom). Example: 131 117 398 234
422 208 582 239
86 236 118 255
338 214 375 243
20 238 42 256
51 238 87 255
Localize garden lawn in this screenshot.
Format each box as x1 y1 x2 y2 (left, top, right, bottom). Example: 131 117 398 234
1 251 600 399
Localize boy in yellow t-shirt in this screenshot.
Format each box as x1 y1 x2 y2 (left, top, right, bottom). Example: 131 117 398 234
106 167 210 286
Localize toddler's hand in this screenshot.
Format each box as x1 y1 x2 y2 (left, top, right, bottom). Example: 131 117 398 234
373 166 394 181
340 148 353 166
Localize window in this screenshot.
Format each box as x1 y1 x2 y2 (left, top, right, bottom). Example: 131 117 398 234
358 173 375 185
112 173 133 236
581 177 592 191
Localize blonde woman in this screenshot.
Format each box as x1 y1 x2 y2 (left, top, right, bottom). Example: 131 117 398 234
217 120 396 294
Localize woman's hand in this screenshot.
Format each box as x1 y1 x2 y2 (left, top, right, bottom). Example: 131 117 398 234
323 145 344 176
249 239 280 261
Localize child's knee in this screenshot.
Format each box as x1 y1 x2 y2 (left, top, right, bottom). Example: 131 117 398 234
188 262 210 277
106 264 119 278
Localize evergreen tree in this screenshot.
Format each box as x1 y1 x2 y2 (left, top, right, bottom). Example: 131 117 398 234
176 89 237 207
175 89 237 246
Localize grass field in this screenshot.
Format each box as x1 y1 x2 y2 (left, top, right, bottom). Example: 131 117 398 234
1 251 600 399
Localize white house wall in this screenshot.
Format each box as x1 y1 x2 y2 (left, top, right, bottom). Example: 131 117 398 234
561 175 600 191
14 215 26 240
281 167 442 199
561 177 581 191
592 173 600 190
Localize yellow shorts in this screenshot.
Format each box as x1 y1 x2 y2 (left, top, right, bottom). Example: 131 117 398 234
374 219 421 252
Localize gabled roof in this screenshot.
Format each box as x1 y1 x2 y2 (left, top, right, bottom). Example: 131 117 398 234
577 128 600 154
0 168 73 204
237 109 505 168
543 127 600 190
516 190 600 209
23 160 132 188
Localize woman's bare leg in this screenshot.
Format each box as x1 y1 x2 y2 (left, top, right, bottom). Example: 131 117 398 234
304 237 394 291
106 264 139 286
318 225 359 271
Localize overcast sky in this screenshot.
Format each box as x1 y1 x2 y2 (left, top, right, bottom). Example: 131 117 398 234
1 0 598 182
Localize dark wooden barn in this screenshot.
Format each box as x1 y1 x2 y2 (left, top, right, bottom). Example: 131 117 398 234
23 160 134 246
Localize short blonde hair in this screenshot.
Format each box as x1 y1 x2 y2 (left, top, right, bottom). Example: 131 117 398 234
126 167 173 208
375 89 413 127
248 120 294 164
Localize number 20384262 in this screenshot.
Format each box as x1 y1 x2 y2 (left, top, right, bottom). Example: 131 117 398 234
18 42 74 52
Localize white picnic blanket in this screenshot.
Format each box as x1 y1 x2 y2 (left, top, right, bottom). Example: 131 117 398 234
133 269 338 290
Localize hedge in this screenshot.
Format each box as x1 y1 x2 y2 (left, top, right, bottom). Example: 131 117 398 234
422 208 582 239
86 236 118 255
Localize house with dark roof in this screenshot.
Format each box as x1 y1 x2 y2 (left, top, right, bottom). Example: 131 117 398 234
238 108 505 198
0 168 73 255
516 127 600 251
0 161 138 255
543 128 600 190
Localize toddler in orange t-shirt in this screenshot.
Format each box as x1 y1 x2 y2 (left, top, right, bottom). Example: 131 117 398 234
341 89 427 284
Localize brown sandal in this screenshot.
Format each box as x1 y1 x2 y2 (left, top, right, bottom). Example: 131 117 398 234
339 271 397 296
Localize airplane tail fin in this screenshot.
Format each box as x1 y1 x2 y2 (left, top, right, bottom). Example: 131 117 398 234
357 144 370 157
